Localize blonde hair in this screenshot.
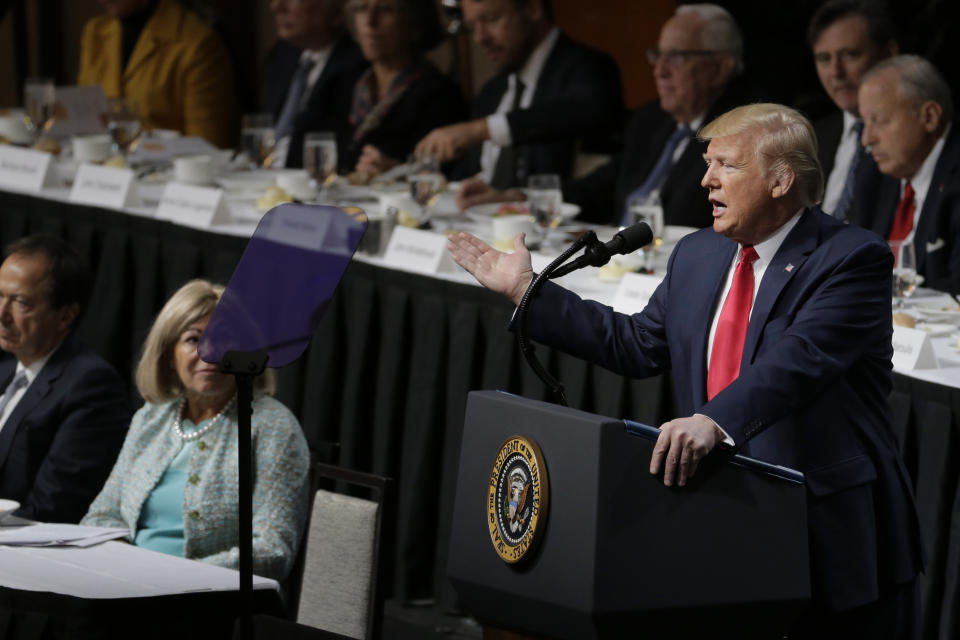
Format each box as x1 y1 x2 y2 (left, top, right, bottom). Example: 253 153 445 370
136 279 276 403
700 103 824 207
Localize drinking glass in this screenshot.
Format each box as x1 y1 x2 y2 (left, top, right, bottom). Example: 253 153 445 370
407 155 445 220
24 78 55 140
890 240 918 306
303 132 338 191
105 98 142 156
526 174 563 231
241 113 276 168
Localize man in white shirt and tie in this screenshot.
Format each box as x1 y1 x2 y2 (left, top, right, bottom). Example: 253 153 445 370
0 235 130 523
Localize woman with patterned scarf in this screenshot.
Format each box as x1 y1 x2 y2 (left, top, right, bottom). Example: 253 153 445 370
345 0 467 179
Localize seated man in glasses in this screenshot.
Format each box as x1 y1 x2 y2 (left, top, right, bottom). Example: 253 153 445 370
414 0 624 189
452 4 764 228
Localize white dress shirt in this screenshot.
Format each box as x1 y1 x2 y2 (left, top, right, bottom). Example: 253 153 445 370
898 123 951 244
822 111 862 216
0 348 58 432
273 46 334 168
479 27 561 183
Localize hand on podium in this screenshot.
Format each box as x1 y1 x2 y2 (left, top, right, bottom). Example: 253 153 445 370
650 414 725 487
448 231 533 306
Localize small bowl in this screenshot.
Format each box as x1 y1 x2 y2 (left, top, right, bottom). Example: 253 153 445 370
0 498 20 520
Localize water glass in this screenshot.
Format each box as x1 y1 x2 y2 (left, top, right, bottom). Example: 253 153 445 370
303 132 338 187
105 98 142 156
24 78 55 140
890 240 917 304
526 174 563 230
241 113 276 168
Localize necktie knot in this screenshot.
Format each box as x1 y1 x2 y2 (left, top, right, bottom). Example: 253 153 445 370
6 371 27 393
740 246 758 266
903 181 915 201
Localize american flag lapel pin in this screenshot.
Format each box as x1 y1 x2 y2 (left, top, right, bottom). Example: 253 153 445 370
785 263 795 272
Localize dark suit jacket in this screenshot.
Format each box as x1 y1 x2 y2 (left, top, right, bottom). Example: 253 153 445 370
263 35 369 170
567 77 765 227
850 125 960 293
342 63 468 171
0 336 131 523
813 110 885 220
454 31 624 185
525 209 922 611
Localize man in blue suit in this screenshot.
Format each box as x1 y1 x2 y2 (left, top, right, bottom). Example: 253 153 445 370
0 235 130 523
448 103 922 637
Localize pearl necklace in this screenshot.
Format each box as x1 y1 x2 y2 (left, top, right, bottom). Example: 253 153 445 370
173 395 235 441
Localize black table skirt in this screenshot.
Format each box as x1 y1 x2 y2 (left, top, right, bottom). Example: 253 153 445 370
1 191 957 638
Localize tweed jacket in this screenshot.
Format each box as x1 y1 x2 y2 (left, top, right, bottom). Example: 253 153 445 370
77 0 237 148
82 393 309 581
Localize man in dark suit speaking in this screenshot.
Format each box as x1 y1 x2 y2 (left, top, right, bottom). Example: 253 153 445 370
0 235 130 523
448 103 922 637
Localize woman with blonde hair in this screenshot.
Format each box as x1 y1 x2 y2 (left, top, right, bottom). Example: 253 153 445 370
82 279 309 581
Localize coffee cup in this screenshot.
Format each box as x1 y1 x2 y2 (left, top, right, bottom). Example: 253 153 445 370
173 154 213 185
0 110 31 145
72 134 112 164
492 213 541 251
276 170 315 201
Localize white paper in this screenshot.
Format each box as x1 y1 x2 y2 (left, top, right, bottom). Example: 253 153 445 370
0 146 56 192
383 226 455 275
69 163 139 209
0 523 129 547
46 85 109 137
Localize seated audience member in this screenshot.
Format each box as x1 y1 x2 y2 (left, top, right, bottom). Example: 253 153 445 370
77 0 238 148
453 4 759 229
266 0 368 169
342 0 467 180
0 235 130 523
808 0 897 221
855 55 960 293
415 0 623 189
82 280 309 581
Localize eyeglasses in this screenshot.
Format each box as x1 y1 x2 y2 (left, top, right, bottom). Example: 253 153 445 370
646 49 727 66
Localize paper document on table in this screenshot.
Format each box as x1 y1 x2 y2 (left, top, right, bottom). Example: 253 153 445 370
0 523 129 547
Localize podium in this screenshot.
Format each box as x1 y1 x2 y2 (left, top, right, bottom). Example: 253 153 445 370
447 391 811 639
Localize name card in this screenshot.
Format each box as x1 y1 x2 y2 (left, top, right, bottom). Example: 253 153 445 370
892 326 938 370
382 226 455 275
69 164 139 209
612 272 662 314
0 146 56 192
156 182 230 227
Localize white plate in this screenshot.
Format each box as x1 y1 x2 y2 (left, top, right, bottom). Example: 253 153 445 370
915 307 960 323
916 323 956 337
0 498 19 519
465 202 580 223
215 170 278 194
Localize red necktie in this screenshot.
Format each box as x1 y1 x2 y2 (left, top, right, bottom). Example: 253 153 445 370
887 181 915 244
707 246 759 400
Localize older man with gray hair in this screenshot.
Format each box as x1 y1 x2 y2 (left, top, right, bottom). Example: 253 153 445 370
854 54 960 293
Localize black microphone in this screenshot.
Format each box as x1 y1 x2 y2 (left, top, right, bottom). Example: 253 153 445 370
549 222 653 279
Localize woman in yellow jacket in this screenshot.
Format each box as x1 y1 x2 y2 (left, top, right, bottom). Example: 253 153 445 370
78 0 237 148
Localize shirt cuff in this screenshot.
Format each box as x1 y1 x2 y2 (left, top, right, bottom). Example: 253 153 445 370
695 413 735 447
487 114 512 147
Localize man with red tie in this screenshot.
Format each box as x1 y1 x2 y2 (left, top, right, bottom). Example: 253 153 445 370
448 103 922 637
854 54 960 293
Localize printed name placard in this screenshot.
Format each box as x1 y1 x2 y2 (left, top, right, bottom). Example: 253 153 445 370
0 146 56 192
382 226 454 275
156 182 230 227
891 326 938 370
69 164 139 209
612 272 662 314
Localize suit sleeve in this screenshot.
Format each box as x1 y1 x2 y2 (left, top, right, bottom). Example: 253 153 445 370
21 363 131 524
701 238 894 444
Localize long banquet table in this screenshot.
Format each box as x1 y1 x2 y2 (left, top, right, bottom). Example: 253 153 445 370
1 185 959 638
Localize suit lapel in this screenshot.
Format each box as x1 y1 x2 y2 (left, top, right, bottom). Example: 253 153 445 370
124 0 179 82
0 343 70 469
915 127 960 270
690 239 738 404
742 211 818 365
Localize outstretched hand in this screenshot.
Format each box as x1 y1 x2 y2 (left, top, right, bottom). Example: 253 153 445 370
447 232 533 306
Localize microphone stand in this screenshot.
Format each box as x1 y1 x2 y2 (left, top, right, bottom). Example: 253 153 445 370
515 231 601 407
219 349 268 640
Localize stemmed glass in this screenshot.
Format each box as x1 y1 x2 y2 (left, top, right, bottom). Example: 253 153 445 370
240 113 276 169
303 132 338 199
105 98 142 158
890 240 918 307
24 78 56 142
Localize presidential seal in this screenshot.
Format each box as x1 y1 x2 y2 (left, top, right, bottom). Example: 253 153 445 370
487 435 550 564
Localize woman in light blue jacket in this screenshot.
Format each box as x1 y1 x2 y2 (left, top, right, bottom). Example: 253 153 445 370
83 280 309 581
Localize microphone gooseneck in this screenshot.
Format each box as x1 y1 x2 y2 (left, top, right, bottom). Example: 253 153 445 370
549 222 653 279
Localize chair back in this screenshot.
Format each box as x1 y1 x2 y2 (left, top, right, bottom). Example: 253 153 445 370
297 463 392 640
